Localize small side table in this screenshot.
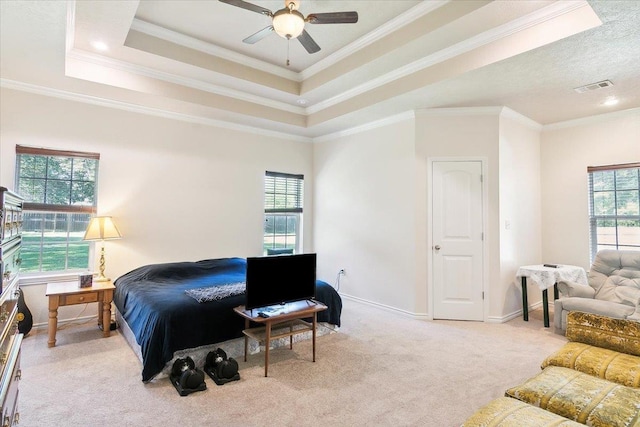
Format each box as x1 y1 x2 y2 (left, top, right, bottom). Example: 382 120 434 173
516 265 587 327
45 280 115 347
234 300 327 377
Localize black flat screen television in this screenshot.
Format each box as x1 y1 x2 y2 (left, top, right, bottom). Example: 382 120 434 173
245 253 316 310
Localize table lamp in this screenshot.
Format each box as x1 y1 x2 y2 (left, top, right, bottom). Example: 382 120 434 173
83 216 122 282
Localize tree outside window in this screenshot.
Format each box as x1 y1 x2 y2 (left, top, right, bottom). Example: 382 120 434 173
263 171 303 255
15 146 99 273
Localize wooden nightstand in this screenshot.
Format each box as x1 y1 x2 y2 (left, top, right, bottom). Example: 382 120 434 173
45 280 115 347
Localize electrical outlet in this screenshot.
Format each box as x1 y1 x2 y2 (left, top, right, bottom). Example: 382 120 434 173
339 269 346 276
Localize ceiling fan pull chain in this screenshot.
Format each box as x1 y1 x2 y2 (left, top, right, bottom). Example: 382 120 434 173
286 40 290 67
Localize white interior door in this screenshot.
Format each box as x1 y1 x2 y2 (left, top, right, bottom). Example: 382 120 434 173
432 161 484 321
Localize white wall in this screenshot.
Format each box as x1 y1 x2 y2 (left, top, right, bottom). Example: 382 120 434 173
0 88 314 326
498 113 542 318
313 118 418 314
540 110 640 270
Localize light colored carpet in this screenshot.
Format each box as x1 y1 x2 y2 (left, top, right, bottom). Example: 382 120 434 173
18 300 566 426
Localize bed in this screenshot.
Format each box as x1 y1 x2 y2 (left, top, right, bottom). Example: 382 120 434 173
113 257 342 382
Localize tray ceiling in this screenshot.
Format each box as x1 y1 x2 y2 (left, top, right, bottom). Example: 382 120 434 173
1 1 639 139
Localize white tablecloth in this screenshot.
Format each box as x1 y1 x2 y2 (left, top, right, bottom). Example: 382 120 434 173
516 264 588 291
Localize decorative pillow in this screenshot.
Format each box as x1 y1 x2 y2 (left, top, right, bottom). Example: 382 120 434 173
566 311 640 356
505 366 640 427
557 280 595 298
541 341 640 387
462 397 582 427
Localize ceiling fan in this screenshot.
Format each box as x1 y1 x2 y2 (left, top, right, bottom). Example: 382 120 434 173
219 0 358 54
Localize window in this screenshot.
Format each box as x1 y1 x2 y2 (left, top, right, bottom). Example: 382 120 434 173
15 146 99 273
264 171 303 255
588 162 640 260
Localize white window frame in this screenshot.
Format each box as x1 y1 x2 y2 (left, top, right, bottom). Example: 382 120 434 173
588 162 640 261
264 171 303 255
15 145 99 274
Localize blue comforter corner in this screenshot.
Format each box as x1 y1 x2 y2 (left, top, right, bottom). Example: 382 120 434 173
113 257 341 382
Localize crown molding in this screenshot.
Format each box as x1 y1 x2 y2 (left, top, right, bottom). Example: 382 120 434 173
542 107 640 131
416 106 542 132
299 1 449 80
0 79 312 143
417 107 503 117
313 110 415 143
499 107 542 130
130 19 301 82
67 49 306 115
1 77 414 144
307 0 593 115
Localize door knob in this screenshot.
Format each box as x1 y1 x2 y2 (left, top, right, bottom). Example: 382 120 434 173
434 245 441 251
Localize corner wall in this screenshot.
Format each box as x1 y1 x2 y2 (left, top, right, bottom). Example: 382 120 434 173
415 109 501 319
498 112 542 319
313 118 418 314
540 110 640 269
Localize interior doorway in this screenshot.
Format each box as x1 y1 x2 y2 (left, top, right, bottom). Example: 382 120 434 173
431 160 485 321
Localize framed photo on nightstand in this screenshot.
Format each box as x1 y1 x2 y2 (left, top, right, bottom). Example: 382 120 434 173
79 274 93 288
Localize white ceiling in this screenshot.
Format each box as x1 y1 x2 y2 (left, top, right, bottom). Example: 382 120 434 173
1 0 639 140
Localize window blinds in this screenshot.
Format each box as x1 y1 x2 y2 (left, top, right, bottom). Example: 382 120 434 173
264 171 303 213
15 145 100 213
587 162 640 259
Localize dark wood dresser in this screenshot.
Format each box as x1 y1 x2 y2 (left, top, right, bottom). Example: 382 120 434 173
0 187 24 427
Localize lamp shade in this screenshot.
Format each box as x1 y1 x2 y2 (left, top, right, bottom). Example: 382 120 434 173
83 216 122 241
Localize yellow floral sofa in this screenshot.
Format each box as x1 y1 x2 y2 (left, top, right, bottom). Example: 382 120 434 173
462 311 640 426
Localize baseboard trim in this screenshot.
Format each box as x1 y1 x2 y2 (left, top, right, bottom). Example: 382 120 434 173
30 315 100 331
340 293 546 324
487 301 543 324
339 293 431 320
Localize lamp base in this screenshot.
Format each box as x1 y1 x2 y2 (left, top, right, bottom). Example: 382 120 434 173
94 276 111 282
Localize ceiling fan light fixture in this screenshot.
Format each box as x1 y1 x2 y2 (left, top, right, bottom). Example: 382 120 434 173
272 7 305 39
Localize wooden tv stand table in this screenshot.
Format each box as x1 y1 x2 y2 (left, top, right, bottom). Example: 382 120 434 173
234 300 327 377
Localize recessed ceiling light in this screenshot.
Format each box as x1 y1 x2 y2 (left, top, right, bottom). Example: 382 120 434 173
602 97 619 106
296 99 308 106
91 41 109 52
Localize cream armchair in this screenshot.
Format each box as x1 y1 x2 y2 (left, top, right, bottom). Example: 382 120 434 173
554 250 640 333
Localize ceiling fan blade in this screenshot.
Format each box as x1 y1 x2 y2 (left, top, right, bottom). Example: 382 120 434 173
306 11 358 24
243 26 274 44
218 0 273 16
298 30 320 54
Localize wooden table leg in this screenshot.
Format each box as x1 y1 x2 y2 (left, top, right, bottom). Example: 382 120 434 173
244 318 249 362
102 290 113 338
521 277 529 321
98 300 103 326
47 296 59 348
264 320 271 377
312 312 317 362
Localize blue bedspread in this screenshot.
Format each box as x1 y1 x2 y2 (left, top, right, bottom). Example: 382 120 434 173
113 257 342 382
